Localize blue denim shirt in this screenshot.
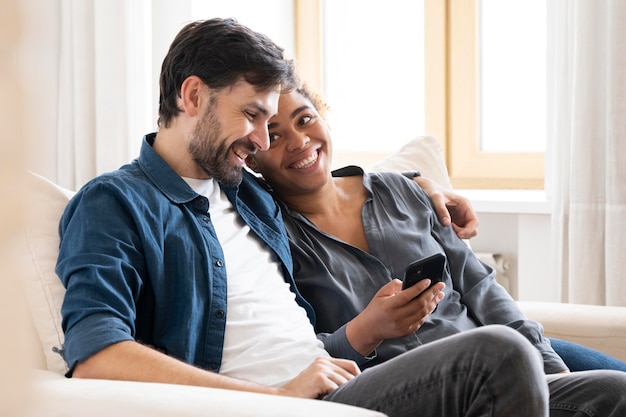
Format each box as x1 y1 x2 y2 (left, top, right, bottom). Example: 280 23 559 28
56 133 314 374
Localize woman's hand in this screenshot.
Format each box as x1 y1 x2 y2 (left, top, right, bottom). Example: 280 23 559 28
345 279 445 356
413 176 479 239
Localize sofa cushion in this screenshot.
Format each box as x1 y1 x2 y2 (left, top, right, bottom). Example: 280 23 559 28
21 172 74 373
31 370 387 417
368 135 451 189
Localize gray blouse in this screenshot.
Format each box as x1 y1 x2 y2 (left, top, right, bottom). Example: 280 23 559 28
279 167 565 373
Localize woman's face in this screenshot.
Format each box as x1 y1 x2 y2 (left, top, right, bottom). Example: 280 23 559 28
247 90 333 197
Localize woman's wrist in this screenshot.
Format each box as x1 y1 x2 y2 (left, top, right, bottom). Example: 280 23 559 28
345 316 383 357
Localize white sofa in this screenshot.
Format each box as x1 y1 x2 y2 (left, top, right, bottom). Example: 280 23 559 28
18 175 384 417
13 136 626 416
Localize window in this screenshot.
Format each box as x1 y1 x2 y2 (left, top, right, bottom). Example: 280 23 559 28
323 1 425 168
480 0 546 153
296 0 546 189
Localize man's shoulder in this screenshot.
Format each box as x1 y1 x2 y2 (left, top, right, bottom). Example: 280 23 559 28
76 164 151 197
65 164 170 220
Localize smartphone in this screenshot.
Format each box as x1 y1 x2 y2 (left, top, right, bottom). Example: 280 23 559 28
402 253 446 290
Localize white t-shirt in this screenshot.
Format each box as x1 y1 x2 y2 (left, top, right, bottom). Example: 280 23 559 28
184 177 329 386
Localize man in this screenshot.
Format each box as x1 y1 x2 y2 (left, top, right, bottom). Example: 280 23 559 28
56 18 549 416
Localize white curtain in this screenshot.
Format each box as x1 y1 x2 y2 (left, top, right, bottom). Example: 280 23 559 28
548 0 626 306
20 0 153 190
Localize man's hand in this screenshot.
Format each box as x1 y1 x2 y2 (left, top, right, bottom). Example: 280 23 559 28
345 279 445 356
276 357 361 399
413 176 479 239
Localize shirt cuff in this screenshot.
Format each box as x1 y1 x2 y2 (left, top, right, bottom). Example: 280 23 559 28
321 323 376 367
539 339 569 374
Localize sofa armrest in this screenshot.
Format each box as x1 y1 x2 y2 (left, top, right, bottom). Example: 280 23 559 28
518 301 626 363
28 371 386 417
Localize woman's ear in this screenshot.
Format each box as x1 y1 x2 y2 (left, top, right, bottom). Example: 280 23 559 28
179 75 205 118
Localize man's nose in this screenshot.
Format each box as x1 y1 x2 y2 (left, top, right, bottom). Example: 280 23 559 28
249 124 270 151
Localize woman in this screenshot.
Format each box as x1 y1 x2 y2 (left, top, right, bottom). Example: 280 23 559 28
247 85 626 373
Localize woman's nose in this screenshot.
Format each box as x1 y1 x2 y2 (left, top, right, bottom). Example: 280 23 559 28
287 132 310 151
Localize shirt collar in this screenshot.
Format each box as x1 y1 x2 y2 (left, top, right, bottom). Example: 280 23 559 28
137 133 201 204
331 165 364 178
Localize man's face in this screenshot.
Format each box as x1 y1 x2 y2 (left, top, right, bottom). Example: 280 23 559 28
188 79 279 187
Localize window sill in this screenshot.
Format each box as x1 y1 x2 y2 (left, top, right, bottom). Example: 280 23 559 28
456 189 550 215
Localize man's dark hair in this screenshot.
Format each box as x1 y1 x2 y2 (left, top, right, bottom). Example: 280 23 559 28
157 18 297 128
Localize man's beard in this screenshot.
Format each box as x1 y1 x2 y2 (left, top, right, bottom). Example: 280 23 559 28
188 102 246 188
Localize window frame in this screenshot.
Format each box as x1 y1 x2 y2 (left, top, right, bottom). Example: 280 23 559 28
294 0 324 94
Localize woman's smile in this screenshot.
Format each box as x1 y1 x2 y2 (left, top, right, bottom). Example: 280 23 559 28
289 149 319 169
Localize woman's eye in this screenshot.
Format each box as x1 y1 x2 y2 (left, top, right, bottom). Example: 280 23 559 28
298 115 312 126
268 133 279 143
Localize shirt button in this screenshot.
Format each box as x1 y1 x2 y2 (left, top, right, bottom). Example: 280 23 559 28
215 260 223 267
202 216 209 223
207 363 218 371
215 310 225 319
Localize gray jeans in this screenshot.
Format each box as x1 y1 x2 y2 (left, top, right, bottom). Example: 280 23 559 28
323 325 626 417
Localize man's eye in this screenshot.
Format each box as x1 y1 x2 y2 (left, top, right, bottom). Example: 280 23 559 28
245 111 256 120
